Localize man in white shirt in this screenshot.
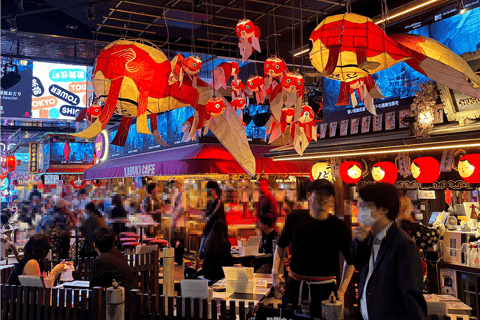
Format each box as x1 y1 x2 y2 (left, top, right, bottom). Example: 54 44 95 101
351 183 427 320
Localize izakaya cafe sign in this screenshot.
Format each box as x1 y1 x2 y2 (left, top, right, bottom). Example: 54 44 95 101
124 163 156 177
95 134 104 159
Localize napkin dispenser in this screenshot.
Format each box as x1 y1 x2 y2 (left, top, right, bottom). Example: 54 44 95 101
223 267 254 294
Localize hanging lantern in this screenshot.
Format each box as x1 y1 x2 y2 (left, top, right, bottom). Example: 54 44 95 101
7 156 15 172
213 61 239 90
411 157 440 183
86 104 102 122
458 154 480 184
16 159 21 166
310 162 333 182
246 76 266 104
264 56 287 79
290 105 317 156
372 162 398 184
205 98 226 116
236 19 261 62
340 161 362 184
231 97 246 110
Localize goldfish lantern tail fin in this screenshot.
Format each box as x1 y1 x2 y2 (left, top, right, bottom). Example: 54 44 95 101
150 113 168 146
325 46 340 76
364 75 384 99
111 117 134 147
75 108 87 123
336 81 351 106
213 63 228 90
181 116 194 143
137 91 152 135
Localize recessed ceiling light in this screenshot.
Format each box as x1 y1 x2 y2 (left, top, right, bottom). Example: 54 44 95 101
66 25 78 30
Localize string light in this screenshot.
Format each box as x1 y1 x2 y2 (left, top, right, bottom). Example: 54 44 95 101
374 0 440 25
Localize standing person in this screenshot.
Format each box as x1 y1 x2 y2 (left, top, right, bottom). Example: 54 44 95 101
257 178 278 227
199 181 225 259
171 179 186 265
29 185 42 202
202 219 232 281
144 182 162 236
110 194 128 236
80 202 107 257
273 179 355 318
352 183 427 320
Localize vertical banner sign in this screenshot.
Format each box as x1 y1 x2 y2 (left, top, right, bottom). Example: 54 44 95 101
319 123 328 139
433 104 444 124
329 122 338 138
331 158 341 177
29 142 39 173
440 149 454 172
397 152 411 177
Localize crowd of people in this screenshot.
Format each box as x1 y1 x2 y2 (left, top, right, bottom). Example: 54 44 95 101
0 177 444 320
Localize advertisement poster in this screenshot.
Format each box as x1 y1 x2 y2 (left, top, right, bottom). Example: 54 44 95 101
31 62 90 120
319 123 328 139
0 59 33 118
399 110 410 128
373 114 383 132
361 116 371 133
329 122 338 138
49 142 94 165
350 118 359 134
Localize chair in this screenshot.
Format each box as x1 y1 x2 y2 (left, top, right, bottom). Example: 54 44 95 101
1 238 20 264
122 242 141 255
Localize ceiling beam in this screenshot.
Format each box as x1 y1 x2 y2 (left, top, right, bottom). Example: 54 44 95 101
313 0 345 6
98 23 157 34
97 1 124 32
245 0 327 15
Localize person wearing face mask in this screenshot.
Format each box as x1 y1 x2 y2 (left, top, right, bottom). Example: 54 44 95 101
351 183 427 320
199 181 225 259
272 179 355 318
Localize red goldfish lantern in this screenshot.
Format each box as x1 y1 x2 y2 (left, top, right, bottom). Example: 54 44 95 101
170 54 202 87
290 105 317 155
7 156 15 172
372 162 398 184
205 97 226 116
458 154 480 185
411 157 439 184
86 104 102 122
213 61 240 90
236 19 261 62
246 76 266 104
265 107 295 143
340 161 363 184
231 97 246 110
231 79 246 100
269 72 304 123
264 56 287 94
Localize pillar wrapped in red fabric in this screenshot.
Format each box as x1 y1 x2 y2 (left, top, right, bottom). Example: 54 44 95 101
411 157 440 183
340 161 362 184
372 162 398 184
458 154 480 184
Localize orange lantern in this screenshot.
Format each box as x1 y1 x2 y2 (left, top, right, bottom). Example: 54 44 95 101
340 161 362 184
372 162 398 184
411 157 440 183
205 98 226 116
7 156 15 171
458 154 480 185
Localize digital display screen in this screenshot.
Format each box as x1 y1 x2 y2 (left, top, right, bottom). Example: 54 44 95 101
49 142 94 165
0 59 33 118
31 62 92 120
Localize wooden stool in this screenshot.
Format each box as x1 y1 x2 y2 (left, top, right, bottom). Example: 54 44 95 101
142 238 156 244
119 238 136 244
120 232 135 237
122 242 140 255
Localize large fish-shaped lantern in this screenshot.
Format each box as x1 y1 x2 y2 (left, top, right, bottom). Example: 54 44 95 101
213 61 240 90
265 106 295 143
72 40 255 176
309 13 480 116
236 19 261 62
269 72 304 123
290 105 317 156
169 54 202 88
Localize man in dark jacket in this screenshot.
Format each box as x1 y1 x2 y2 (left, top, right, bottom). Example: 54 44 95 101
90 228 137 292
351 183 427 320
199 181 225 259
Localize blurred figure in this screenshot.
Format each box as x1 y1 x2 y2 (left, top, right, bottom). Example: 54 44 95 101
110 195 128 237
90 228 137 293
29 185 42 202
259 215 278 254
72 189 90 212
8 234 71 285
29 196 42 221
144 182 162 236
80 202 106 258
199 181 225 259
257 178 278 228
171 179 186 265
202 220 232 281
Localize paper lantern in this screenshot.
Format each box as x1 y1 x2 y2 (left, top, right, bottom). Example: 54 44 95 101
310 162 333 182
411 157 440 183
231 97 246 110
205 98 226 116
246 76 266 104
372 162 398 184
213 61 239 90
290 105 317 156
458 154 480 184
236 19 261 62
340 161 362 184
264 56 286 79
7 156 15 170
86 105 102 122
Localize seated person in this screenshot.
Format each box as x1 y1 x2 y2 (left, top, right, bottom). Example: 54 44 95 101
90 228 138 292
201 220 232 281
8 234 71 285
259 215 278 254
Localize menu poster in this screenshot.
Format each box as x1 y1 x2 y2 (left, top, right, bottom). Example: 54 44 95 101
373 114 383 132
350 118 359 134
361 116 371 133
340 120 349 136
331 158 340 177
329 122 338 138
319 123 328 139
385 112 396 130
398 110 410 128
434 104 444 124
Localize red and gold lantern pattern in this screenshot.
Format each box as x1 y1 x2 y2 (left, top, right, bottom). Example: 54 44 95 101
458 154 480 185
411 157 439 183
372 162 398 184
340 161 362 184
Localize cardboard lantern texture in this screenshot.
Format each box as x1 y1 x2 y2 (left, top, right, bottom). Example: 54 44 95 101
213 61 239 90
458 154 480 185
264 56 287 94
269 72 305 127
411 157 440 184
7 156 15 172
340 161 362 184
310 162 333 182
236 19 261 62
265 107 295 143
290 105 317 155
372 162 398 184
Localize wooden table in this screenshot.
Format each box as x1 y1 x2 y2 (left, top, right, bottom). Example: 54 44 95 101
211 273 273 306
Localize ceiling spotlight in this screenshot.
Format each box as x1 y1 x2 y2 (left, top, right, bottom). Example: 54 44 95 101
457 0 466 15
1 62 21 90
7 16 18 32
87 4 96 21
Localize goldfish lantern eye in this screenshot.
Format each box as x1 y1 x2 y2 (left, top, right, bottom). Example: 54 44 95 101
192 62 197 68
286 79 291 84
215 104 221 109
266 64 269 69
246 24 251 30
275 65 280 70
237 27 240 33
249 81 253 86
297 80 302 86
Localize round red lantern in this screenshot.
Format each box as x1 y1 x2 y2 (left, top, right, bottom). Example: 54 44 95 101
458 154 480 184
340 161 362 184
205 98 226 116
7 156 15 171
411 157 440 183
372 162 398 184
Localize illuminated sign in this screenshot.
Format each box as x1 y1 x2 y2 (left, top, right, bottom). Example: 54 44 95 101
28 142 39 174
